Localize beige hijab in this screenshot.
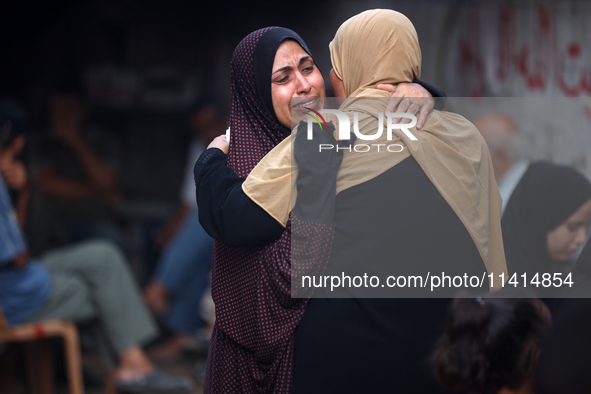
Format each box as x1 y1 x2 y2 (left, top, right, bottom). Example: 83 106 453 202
243 9 507 288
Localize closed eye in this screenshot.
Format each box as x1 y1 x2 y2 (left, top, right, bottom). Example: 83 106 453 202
275 75 289 84
568 221 585 232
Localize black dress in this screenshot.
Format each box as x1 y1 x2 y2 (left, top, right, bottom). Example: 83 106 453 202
292 156 484 394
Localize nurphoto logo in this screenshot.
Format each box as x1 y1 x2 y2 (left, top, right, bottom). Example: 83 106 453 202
304 109 418 153
303 107 329 131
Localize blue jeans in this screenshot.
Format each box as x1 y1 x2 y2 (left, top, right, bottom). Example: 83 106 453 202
155 209 213 334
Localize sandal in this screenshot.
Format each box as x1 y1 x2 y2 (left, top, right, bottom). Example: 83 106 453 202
115 370 195 393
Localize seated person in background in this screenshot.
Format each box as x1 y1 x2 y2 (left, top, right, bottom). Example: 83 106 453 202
31 94 125 254
433 295 551 394
0 99 29 226
143 102 227 360
0 105 193 392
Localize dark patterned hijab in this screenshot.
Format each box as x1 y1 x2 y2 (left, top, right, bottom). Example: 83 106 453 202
502 161 591 275
205 27 319 393
226 27 312 177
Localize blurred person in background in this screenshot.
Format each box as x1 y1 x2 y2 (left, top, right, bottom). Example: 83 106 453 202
0 99 30 227
143 101 227 361
0 99 194 392
474 113 527 214
501 162 591 292
476 116 591 294
433 295 551 394
31 94 125 254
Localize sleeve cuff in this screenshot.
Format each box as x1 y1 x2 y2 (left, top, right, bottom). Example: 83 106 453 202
194 148 227 181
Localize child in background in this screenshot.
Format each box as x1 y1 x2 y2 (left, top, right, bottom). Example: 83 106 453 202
433 295 551 394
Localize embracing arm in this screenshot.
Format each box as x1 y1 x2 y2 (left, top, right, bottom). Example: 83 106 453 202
194 119 343 247
413 79 446 105
375 79 445 130
194 148 284 246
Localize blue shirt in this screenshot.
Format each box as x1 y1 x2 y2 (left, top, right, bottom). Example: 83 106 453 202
0 176 51 325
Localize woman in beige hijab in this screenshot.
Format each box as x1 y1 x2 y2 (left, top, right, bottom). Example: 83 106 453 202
241 9 507 392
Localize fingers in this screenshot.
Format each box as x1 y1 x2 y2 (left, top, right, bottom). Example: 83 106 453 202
207 134 229 154
377 83 436 129
376 83 397 93
387 97 412 124
398 101 419 125
388 97 436 129
395 82 431 98
416 97 434 129
378 84 402 114
385 96 404 115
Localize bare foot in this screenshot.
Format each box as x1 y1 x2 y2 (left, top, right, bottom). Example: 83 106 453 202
115 346 155 382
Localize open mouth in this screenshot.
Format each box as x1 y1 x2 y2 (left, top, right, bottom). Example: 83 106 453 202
292 97 318 109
